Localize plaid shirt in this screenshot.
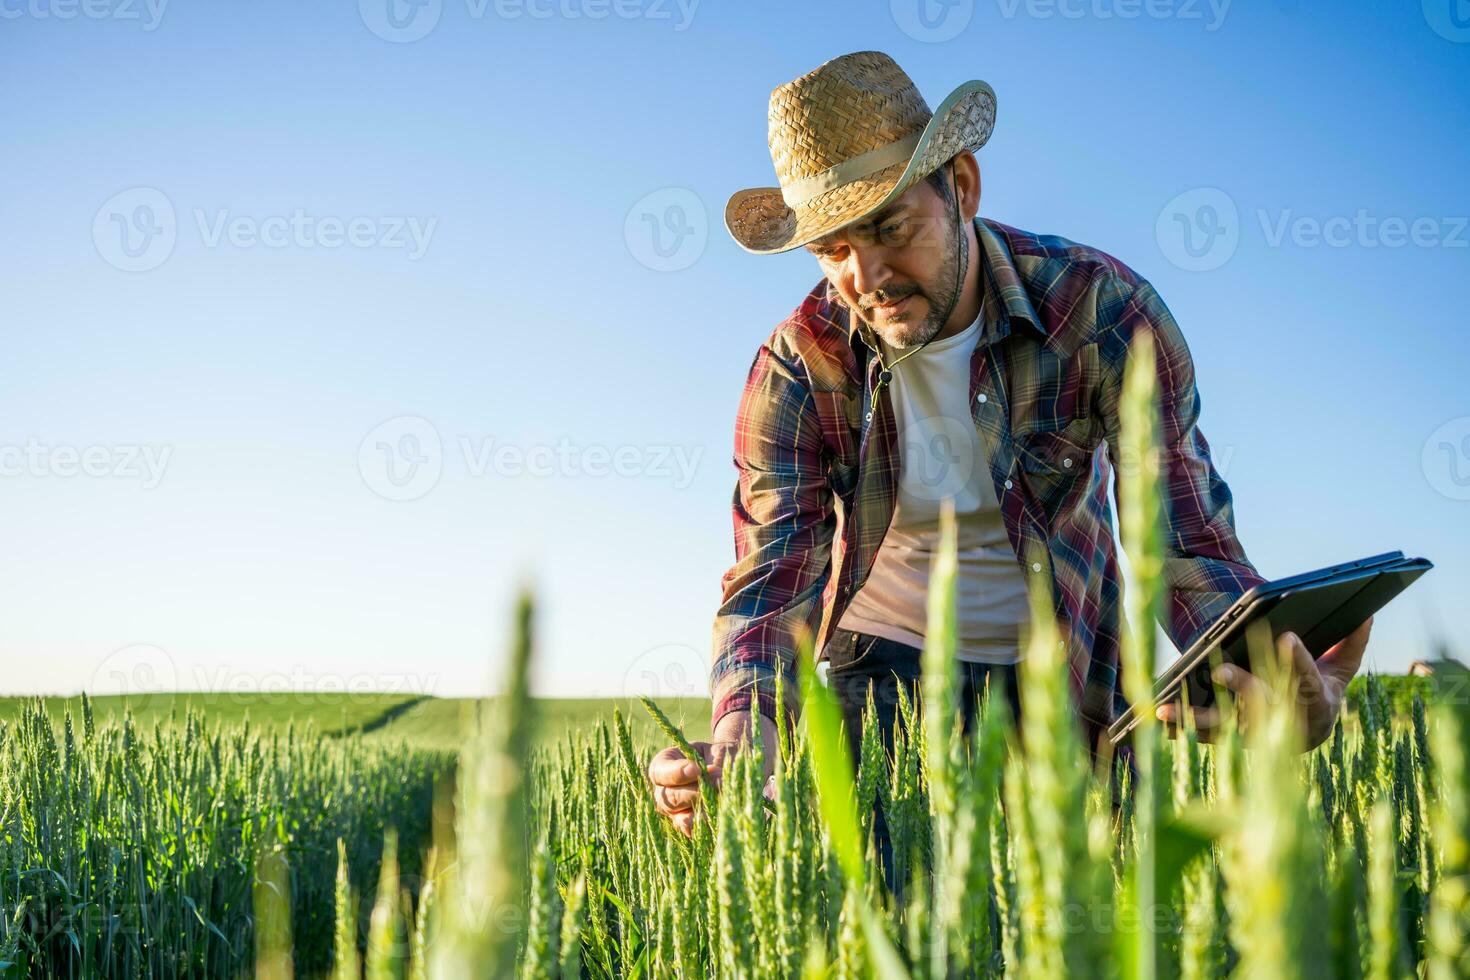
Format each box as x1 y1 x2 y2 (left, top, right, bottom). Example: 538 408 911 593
709 216 1266 750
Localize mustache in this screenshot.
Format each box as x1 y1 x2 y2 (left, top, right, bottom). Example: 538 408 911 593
859 284 921 311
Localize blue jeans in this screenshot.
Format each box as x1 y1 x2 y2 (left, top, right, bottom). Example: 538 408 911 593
822 626 1023 895
822 626 1136 897
823 625 1022 759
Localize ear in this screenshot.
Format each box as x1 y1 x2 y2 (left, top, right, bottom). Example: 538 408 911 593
952 150 981 222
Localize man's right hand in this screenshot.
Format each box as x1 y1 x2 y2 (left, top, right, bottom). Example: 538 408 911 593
646 714 779 836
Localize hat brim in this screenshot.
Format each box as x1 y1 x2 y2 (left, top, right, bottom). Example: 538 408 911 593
724 79 997 256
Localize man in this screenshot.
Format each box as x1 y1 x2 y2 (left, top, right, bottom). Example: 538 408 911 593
648 51 1371 837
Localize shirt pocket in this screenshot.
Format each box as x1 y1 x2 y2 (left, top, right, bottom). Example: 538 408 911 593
812 389 862 500
827 455 859 501
1005 339 1101 436
1014 417 1096 522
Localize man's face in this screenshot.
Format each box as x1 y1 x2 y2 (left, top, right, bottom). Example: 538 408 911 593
804 170 964 350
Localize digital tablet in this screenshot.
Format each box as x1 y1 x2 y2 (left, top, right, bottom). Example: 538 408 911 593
1107 550 1433 746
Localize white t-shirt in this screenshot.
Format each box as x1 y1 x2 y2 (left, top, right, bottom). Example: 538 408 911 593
836 314 1029 663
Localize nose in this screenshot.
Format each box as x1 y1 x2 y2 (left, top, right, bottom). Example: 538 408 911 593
849 245 891 300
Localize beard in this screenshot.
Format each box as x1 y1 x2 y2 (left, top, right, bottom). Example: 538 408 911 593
856 206 967 350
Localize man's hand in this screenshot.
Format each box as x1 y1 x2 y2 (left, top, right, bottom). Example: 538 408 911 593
646 713 778 836
1156 616 1373 751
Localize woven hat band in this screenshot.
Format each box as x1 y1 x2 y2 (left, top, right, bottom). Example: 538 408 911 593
778 130 924 208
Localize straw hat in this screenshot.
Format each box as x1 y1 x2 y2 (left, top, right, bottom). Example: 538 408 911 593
725 51 997 255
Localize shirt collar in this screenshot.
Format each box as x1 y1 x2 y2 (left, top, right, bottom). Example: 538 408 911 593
840 215 1046 356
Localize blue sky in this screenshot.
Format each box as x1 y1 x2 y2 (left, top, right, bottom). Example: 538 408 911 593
1 0 1466 700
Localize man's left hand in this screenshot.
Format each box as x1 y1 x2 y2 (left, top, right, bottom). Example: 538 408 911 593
1156 616 1374 751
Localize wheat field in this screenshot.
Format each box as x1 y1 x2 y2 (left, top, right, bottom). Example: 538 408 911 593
3 332 1465 978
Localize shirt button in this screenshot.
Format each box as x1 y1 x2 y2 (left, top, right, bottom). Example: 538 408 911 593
1062 458 1073 468
1003 479 1013 490
976 393 988 404
1031 562 1042 573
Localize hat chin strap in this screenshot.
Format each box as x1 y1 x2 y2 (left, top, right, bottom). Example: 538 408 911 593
779 131 924 208
872 164 967 388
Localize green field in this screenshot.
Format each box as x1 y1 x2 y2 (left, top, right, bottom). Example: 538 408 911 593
0 689 706 978
2 675 1422 753
0 692 712 749
3 355 1462 979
